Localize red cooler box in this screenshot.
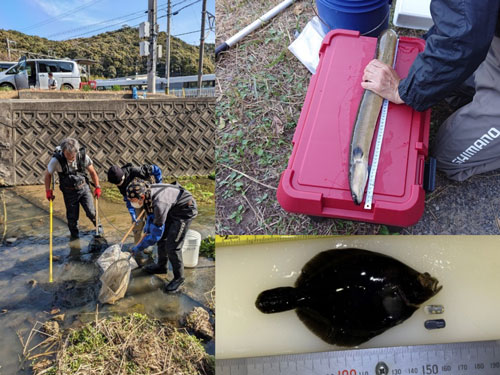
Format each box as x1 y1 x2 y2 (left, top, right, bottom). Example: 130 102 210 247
277 29 430 227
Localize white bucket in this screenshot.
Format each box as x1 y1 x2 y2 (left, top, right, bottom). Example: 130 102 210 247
181 229 201 268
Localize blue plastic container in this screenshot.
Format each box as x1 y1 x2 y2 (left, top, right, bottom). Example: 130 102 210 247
132 87 138 99
316 0 390 37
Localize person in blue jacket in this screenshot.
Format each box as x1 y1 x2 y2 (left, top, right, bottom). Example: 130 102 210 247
361 1 500 182
107 164 162 244
127 178 197 293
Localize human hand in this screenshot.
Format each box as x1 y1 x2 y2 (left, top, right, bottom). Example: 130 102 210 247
94 187 102 198
46 189 55 201
131 245 140 255
130 211 137 224
361 59 404 104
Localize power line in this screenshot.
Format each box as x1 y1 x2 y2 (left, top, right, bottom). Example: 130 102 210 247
173 28 210 37
42 0 201 41
66 12 157 40
22 0 105 32
53 0 200 41
173 0 201 14
43 0 189 39
44 8 150 39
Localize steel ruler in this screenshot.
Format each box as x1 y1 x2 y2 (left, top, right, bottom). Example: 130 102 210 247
364 39 400 210
217 340 500 375
215 235 335 247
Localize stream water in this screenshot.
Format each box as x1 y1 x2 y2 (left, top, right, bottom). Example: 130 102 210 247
0 186 215 374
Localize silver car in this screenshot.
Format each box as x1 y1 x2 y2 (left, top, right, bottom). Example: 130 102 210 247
0 57 81 90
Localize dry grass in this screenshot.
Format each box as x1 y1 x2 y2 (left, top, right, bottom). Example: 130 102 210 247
24 313 214 375
216 0 460 234
0 90 18 99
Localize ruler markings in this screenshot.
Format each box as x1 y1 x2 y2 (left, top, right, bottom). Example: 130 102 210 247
218 341 500 375
364 38 400 211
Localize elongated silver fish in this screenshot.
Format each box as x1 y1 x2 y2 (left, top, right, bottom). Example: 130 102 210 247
349 29 398 205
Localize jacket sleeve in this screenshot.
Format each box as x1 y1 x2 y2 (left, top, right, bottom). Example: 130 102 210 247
398 0 500 111
139 164 162 183
151 165 162 183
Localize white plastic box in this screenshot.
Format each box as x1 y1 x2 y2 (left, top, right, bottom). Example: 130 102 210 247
393 0 433 30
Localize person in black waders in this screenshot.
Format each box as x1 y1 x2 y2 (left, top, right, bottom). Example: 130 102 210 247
107 164 162 245
44 137 103 239
126 178 197 293
361 1 500 181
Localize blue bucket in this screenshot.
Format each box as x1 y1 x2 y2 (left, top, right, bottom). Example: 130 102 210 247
316 0 391 37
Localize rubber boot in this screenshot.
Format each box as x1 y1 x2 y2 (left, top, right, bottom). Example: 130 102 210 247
164 277 185 293
143 246 167 274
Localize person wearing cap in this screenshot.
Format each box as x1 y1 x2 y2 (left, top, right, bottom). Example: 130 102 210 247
362 1 500 181
126 178 197 292
107 163 162 243
44 137 102 239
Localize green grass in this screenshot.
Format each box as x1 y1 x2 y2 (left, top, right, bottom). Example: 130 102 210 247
31 313 214 375
102 175 215 207
200 236 215 258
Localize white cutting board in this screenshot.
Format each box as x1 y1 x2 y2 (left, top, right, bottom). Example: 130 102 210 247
216 236 500 359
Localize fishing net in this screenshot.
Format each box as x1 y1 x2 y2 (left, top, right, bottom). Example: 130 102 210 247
97 244 138 305
88 236 108 253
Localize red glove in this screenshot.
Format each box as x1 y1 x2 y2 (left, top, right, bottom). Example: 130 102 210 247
94 187 102 198
46 189 55 201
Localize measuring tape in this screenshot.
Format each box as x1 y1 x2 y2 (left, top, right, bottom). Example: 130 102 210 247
215 235 336 247
364 39 400 211
217 340 500 375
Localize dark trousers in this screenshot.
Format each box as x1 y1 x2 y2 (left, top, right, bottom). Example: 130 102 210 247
61 184 97 237
433 36 500 181
157 199 198 279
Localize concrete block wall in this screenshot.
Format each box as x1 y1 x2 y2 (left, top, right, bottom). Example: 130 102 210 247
0 97 215 186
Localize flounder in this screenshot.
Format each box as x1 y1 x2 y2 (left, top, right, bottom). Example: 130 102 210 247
255 248 441 346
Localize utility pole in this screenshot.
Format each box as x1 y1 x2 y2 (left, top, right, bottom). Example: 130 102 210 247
147 0 157 93
165 0 171 94
197 0 207 96
6 39 11 60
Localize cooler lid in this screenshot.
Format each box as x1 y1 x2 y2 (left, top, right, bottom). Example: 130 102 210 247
290 29 426 204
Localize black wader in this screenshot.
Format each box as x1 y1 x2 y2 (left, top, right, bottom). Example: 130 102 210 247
54 148 100 237
156 189 198 279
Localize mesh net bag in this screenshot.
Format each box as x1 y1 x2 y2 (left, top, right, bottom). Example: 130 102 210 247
97 244 139 304
98 257 132 304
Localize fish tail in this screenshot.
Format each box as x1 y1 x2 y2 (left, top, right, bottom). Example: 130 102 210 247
255 287 301 314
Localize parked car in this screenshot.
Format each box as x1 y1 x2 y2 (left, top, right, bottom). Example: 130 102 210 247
0 61 15 73
0 57 81 90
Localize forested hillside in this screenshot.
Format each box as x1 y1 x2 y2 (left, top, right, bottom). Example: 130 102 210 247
0 27 214 78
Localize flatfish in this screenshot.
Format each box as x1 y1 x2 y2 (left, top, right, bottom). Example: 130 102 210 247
255 248 441 346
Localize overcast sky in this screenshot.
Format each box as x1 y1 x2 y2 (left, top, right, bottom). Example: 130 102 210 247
0 0 215 45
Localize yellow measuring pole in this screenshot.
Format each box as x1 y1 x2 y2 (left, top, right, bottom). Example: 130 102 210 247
49 178 54 283
215 235 335 247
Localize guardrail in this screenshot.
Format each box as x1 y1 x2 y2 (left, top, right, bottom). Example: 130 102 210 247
169 87 215 98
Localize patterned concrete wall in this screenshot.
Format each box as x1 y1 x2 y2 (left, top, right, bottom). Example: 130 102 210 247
0 98 215 186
